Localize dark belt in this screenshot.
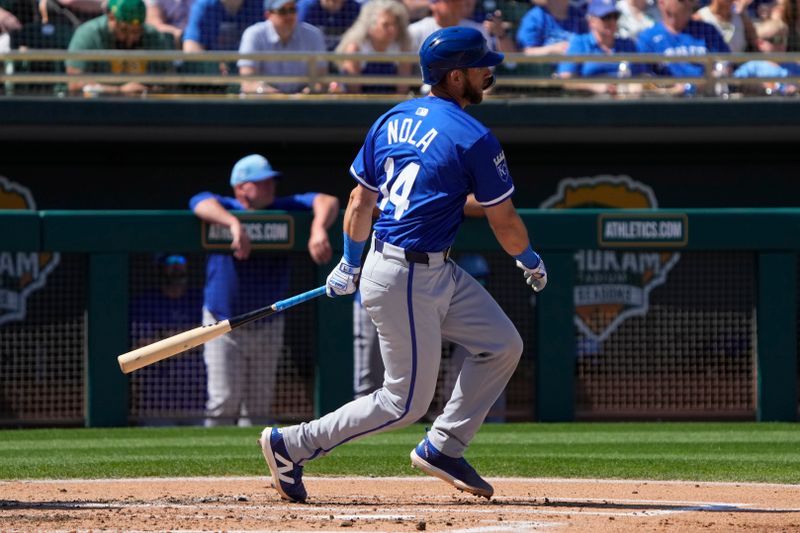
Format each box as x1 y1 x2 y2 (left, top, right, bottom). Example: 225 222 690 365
375 238 449 265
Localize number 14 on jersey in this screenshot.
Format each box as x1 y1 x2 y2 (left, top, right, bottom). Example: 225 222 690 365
379 157 420 220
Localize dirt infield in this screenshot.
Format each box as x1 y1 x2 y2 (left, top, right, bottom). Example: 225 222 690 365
2 476 799 532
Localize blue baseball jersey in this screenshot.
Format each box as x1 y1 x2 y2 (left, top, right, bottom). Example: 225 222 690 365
516 5 588 49
557 32 645 77
189 191 317 320
636 21 730 77
183 0 263 50
297 0 361 50
349 95 514 252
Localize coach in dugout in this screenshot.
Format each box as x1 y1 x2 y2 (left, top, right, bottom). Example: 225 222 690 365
65 0 175 95
190 154 338 427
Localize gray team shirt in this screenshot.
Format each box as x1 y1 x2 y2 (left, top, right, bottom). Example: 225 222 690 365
237 20 326 93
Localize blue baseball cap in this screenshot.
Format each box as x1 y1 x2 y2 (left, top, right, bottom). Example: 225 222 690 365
230 154 281 186
587 0 619 17
264 0 294 11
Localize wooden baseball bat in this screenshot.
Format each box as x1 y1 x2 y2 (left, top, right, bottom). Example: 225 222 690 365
117 286 327 374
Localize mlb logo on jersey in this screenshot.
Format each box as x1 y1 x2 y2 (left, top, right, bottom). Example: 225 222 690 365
493 151 509 182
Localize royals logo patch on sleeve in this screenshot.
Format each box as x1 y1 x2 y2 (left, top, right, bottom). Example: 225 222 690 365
493 151 509 182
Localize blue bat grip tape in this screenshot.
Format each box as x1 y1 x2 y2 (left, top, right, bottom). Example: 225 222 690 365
274 286 326 311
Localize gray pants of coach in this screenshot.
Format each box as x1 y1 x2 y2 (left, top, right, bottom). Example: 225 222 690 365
203 308 284 427
283 238 523 462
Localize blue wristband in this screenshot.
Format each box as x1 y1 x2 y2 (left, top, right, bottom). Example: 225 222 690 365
343 233 366 266
514 246 540 269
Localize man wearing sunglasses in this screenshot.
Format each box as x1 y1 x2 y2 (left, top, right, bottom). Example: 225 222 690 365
636 0 730 93
556 0 645 94
734 18 800 95
238 0 327 93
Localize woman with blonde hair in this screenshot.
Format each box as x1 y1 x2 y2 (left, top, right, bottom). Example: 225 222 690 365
333 0 412 94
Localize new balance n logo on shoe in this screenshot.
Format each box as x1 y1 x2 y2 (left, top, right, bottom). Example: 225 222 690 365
259 426 308 503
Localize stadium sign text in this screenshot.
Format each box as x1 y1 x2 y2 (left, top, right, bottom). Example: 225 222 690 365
202 214 294 250
0 176 61 325
541 175 681 344
599 214 688 247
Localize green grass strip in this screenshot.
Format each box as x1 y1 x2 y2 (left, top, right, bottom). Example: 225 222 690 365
0 423 798 484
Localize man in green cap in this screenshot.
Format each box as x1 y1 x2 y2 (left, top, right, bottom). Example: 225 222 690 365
65 0 175 95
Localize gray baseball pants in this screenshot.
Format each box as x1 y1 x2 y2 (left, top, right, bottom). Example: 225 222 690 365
282 238 522 461
203 308 284 427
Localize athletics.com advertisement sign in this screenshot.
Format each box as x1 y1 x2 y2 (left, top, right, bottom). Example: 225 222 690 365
541 175 681 343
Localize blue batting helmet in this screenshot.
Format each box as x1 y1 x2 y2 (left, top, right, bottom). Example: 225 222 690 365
419 26 504 86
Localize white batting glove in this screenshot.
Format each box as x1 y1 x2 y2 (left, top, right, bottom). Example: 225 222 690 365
326 257 361 297
516 257 548 292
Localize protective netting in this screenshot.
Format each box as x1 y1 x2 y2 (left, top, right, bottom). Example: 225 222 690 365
575 251 756 419
127 252 316 425
2 0 796 98
0 252 85 425
0 247 767 426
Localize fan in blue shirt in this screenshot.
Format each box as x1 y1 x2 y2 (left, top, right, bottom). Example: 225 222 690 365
557 0 644 93
636 0 729 80
516 0 588 54
183 0 264 51
297 0 361 50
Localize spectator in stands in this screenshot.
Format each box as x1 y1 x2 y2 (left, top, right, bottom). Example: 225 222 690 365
694 0 757 51
297 0 360 50
54 0 104 23
557 0 645 94
637 0 730 93
190 154 338 427
616 0 660 38
770 0 800 49
408 0 515 53
65 0 175 95
403 0 431 22
145 0 194 45
1 0 80 52
332 0 412 93
182 0 262 68
516 0 588 55
0 5 22 51
238 0 327 94
734 18 800 93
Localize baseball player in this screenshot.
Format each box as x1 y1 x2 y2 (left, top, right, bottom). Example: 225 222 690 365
259 26 547 502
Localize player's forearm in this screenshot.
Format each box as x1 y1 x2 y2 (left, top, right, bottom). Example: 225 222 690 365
311 193 340 231
485 200 531 256
343 186 378 242
193 197 239 227
182 39 204 52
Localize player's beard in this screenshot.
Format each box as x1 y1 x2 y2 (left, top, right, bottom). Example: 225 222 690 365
463 78 484 105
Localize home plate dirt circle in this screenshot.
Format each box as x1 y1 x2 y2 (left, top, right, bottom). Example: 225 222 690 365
2 476 799 531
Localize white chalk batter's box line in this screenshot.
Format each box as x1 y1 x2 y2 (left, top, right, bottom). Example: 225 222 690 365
6 498 798 518
5 475 800 489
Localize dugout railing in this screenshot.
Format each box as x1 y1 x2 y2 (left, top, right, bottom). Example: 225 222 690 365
3 50 800 97
0 209 797 427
